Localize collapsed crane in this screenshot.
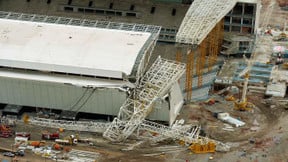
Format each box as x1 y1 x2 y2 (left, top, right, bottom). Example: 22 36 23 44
103 57 186 142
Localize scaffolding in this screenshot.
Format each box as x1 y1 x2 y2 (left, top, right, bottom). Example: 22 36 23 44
185 50 195 100
176 0 232 101
103 57 185 142
197 38 207 87
176 0 236 45
208 20 224 71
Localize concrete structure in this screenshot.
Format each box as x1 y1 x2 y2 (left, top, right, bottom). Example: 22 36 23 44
0 0 260 43
224 0 261 34
0 11 183 122
220 33 255 57
0 0 261 123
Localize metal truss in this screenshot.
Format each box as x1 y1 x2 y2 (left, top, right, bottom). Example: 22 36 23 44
30 117 200 144
176 0 236 45
0 11 161 36
30 117 226 150
138 120 200 144
103 57 186 142
29 117 110 133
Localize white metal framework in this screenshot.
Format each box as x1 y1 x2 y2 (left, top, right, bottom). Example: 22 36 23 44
138 120 200 143
176 0 237 45
29 117 200 144
103 57 186 142
0 11 160 35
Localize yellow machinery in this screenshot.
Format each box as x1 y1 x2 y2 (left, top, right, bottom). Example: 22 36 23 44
282 62 288 69
63 134 79 145
225 95 235 101
234 73 254 111
233 53 255 111
273 32 288 41
189 138 216 153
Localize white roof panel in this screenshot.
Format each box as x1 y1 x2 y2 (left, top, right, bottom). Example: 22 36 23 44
0 19 151 78
0 69 135 89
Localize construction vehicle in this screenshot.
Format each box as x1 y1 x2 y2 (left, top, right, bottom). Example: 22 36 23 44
272 22 288 41
234 73 254 111
0 124 14 138
225 95 235 101
273 32 288 41
55 134 78 145
42 131 59 140
52 143 62 150
189 137 216 153
233 50 255 111
16 132 31 140
15 136 29 145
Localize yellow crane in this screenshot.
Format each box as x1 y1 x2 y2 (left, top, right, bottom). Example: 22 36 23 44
234 55 254 111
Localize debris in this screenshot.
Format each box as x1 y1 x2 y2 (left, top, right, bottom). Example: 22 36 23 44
217 112 245 127
273 136 280 144
225 95 235 101
250 126 260 132
209 155 214 160
204 98 216 105
122 141 145 151
239 150 247 157
252 119 260 126
249 137 256 144
223 124 234 131
270 105 276 109
215 142 230 152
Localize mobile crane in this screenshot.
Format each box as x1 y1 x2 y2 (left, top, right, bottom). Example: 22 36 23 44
234 56 254 111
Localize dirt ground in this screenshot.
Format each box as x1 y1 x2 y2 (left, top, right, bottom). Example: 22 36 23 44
1 91 288 162
1 0 288 162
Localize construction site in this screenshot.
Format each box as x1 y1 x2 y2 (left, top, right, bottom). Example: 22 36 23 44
0 0 288 161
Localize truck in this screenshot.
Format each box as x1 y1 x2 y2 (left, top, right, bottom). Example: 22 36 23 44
0 124 14 138
42 132 59 140
16 132 31 140
55 134 78 145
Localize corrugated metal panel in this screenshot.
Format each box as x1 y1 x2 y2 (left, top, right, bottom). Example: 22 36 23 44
147 100 170 121
0 77 169 121
0 77 125 116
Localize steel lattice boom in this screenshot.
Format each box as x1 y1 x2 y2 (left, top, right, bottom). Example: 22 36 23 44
103 57 186 142
176 0 236 45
